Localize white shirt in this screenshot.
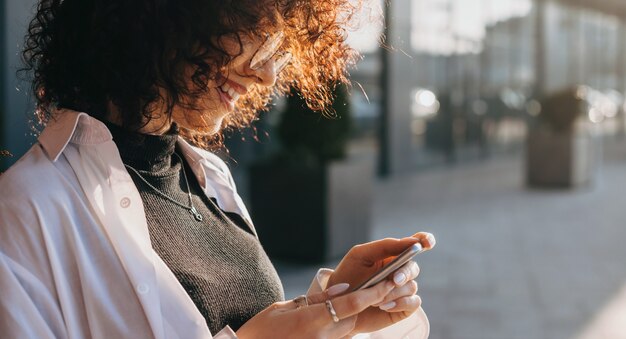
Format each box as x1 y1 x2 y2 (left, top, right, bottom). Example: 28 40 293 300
0 111 429 339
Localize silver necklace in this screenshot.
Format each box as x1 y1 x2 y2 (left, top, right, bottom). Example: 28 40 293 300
124 153 204 222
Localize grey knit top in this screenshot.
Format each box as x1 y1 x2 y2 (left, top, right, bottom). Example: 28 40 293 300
105 121 284 334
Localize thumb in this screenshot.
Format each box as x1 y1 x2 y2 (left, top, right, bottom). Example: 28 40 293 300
349 237 422 263
307 283 352 304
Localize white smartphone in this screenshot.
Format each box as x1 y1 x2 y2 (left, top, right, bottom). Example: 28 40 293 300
354 243 424 291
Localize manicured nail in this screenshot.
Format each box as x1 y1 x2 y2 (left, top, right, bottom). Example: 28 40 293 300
379 301 396 311
427 233 436 247
413 295 422 305
394 272 406 285
327 283 350 297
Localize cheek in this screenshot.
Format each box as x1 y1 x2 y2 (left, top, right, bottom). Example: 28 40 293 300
223 51 253 77
174 109 225 135
173 91 221 120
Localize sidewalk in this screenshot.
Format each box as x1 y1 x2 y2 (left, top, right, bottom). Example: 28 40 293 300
274 137 626 339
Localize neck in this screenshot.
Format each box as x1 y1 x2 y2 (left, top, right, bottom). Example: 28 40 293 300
103 119 179 172
106 102 172 135
140 118 172 135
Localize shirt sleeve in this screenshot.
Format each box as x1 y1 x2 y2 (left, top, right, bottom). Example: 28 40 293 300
212 325 238 339
306 268 430 339
0 253 66 339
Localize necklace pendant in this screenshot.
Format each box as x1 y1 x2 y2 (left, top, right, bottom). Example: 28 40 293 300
190 206 203 222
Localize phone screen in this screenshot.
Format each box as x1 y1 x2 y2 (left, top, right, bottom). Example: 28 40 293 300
354 243 423 291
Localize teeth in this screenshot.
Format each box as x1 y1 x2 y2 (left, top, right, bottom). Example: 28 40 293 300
219 82 242 101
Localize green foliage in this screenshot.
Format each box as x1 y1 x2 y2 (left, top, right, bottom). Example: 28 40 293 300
277 84 351 166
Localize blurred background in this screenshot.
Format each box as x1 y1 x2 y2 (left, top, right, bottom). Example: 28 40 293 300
2 0 626 338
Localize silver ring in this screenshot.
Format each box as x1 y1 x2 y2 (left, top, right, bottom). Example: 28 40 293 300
325 300 340 323
293 295 309 309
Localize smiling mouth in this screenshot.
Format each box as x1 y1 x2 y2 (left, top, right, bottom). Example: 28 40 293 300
218 81 241 103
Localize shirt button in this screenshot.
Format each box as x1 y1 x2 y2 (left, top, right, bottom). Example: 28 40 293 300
137 283 150 294
120 197 131 208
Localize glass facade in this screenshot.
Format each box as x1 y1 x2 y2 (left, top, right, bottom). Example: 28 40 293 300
3 0 626 174
346 0 626 173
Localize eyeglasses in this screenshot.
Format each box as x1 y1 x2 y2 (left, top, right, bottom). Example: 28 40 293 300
249 31 292 74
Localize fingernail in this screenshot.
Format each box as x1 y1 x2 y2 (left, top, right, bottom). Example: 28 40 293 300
423 233 434 247
379 301 396 311
394 272 406 285
414 295 422 305
327 283 350 297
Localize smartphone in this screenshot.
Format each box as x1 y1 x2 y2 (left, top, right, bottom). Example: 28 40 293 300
354 243 424 291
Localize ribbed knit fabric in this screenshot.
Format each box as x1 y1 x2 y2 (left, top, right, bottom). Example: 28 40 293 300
105 121 284 333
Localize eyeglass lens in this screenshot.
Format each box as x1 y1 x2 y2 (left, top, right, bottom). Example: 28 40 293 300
273 52 292 74
249 31 290 72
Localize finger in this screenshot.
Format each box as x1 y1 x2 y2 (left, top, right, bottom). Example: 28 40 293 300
391 260 420 286
349 238 423 264
307 283 351 305
331 279 395 320
273 299 302 311
378 295 422 313
373 280 418 307
326 315 357 338
290 303 355 336
411 232 436 250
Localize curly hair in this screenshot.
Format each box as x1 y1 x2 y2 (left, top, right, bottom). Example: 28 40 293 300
21 0 362 148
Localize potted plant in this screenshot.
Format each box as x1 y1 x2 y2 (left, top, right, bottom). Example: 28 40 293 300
249 84 373 263
526 86 595 187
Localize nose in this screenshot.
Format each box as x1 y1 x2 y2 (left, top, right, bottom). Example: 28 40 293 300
251 59 278 87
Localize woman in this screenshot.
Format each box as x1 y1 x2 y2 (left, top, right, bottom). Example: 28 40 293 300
0 0 435 338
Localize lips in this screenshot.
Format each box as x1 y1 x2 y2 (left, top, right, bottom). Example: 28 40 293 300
216 77 247 110
219 81 241 102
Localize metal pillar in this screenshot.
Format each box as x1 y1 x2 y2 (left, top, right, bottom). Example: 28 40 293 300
534 0 547 97
378 0 391 177
617 19 626 137
379 0 414 176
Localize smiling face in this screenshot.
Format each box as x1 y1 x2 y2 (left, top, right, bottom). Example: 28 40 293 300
171 31 290 135
29 0 359 148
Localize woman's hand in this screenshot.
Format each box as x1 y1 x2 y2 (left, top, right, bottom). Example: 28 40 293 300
323 232 436 335
236 279 397 339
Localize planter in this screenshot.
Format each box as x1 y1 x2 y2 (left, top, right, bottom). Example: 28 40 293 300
249 157 373 263
526 126 595 188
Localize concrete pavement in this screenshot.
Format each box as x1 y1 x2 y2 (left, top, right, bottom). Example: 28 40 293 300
274 137 626 339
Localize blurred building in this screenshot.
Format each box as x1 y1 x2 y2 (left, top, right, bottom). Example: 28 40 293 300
3 0 626 174
368 0 626 175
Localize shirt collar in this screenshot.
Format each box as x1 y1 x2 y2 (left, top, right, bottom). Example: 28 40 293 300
39 110 113 162
38 109 251 229
38 110 206 178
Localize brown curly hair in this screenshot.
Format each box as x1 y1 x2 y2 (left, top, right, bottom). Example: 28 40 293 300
21 0 362 148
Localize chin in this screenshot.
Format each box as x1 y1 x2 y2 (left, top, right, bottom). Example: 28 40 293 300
174 107 230 135
180 118 224 136
198 123 222 136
